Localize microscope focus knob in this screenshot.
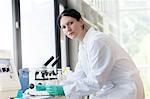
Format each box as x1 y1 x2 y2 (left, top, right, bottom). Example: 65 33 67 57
29 83 34 89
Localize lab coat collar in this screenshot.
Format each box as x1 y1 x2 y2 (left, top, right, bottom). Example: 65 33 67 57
82 27 95 44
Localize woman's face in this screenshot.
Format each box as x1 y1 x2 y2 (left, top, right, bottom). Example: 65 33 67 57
60 16 84 39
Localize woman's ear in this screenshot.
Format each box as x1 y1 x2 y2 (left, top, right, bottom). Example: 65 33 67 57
79 17 85 25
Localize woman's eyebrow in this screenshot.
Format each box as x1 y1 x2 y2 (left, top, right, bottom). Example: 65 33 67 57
61 20 73 26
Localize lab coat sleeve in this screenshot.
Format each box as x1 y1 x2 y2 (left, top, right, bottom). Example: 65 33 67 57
63 60 86 82
63 38 114 96
60 48 86 84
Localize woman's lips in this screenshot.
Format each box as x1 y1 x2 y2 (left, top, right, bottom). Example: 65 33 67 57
68 32 74 35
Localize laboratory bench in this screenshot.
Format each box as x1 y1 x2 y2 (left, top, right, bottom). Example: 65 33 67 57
23 94 66 99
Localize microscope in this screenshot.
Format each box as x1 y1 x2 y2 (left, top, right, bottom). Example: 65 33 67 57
0 50 21 99
25 56 62 96
34 56 59 81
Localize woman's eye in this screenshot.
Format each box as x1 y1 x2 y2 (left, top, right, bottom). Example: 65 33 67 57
69 22 73 25
61 26 66 29
60 21 74 29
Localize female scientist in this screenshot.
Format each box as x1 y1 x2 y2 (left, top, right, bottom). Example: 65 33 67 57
37 9 145 99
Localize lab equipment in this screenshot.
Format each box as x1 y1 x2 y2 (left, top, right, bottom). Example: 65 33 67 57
0 50 21 99
34 56 59 81
15 89 23 98
26 56 62 97
19 68 29 92
36 84 46 91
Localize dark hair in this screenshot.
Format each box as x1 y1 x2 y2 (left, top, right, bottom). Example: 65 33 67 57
57 9 82 28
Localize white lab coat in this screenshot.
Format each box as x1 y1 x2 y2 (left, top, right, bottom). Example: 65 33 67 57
61 28 144 99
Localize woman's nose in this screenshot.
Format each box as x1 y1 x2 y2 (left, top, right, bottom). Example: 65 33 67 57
66 26 71 31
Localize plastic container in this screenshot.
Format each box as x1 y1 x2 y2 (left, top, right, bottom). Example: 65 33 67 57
19 68 29 92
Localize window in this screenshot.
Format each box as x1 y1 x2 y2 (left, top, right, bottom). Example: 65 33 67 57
20 0 56 68
0 0 14 57
119 1 150 98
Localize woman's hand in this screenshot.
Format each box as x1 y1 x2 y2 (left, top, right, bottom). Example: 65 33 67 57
46 85 65 96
